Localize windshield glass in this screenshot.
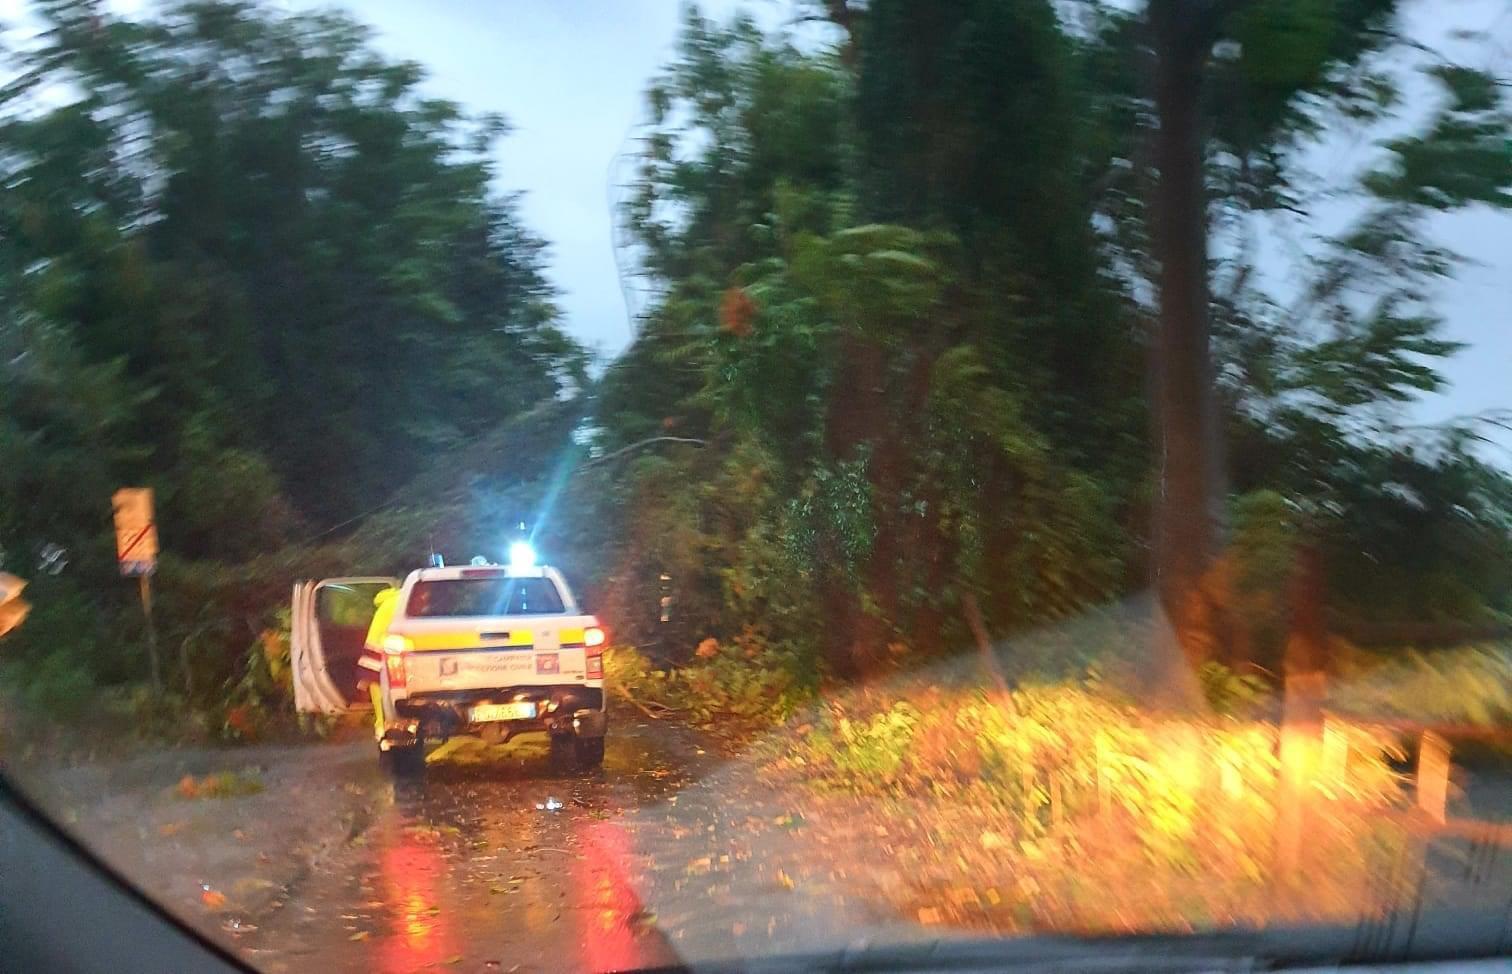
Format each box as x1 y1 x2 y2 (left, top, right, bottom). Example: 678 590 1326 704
407 578 566 618
1 0 1509 971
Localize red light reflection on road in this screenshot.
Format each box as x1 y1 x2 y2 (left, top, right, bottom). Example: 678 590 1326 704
573 818 671 973
376 826 461 973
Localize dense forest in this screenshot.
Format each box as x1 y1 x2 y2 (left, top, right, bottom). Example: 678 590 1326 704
1 0 1509 733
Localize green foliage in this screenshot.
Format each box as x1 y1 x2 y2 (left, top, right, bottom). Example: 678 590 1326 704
218 609 294 742
1365 67 1512 208
856 0 1085 262
605 639 819 728
786 679 1401 867
0 572 119 689
1318 444 1512 628
1232 0 1337 91
1 650 98 719
591 1 1512 690
2 0 1509 737
1198 662 1273 717
0 0 585 718
677 633 819 725
0 0 584 542
0 313 150 559
1331 645 1512 727
1221 490 1300 671
804 700 922 781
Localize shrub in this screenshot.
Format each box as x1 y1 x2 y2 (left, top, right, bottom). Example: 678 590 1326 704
784 679 1404 867
1330 644 1512 727
604 635 819 728
3 650 97 719
803 700 923 781
675 629 818 723
1198 661 1272 716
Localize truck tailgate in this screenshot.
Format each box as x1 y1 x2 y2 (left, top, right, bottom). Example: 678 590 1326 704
405 646 587 693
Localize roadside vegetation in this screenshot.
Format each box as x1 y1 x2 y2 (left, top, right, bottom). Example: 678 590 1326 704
773 684 1410 932
2 0 1510 936
4 0 1509 740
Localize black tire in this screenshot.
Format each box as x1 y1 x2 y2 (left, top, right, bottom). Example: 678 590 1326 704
548 733 575 771
380 739 426 778
575 736 605 769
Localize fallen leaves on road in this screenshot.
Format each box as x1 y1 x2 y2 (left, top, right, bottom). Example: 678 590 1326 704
176 771 264 800
232 877 278 897
200 888 228 910
347 931 370 941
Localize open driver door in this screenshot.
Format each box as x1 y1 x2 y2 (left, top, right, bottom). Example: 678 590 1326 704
290 577 397 714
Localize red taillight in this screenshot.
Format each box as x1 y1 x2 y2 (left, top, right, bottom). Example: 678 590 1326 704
584 625 606 680
385 651 407 688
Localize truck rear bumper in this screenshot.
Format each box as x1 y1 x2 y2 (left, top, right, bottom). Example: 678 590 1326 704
394 685 604 740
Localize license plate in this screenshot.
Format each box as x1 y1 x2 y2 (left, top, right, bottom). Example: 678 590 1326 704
469 701 536 723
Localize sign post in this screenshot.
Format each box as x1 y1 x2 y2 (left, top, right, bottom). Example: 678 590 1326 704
112 488 162 694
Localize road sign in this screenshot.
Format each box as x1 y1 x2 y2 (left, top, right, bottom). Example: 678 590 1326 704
113 488 163 691
112 488 159 576
0 572 28 639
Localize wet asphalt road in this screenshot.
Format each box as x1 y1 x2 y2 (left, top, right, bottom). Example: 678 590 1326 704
235 718 723 974
24 706 1512 971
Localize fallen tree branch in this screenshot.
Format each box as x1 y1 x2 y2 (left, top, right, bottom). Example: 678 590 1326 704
613 683 675 720
584 436 707 468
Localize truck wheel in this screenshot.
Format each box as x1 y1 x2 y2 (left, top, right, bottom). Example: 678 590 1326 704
380 740 426 778
574 736 605 769
548 733 575 771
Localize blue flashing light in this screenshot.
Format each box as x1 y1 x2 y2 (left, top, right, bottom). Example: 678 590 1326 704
508 541 537 570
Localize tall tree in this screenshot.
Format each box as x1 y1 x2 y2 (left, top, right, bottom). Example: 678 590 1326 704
0 0 586 699
0 0 586 536
611 7 1132 677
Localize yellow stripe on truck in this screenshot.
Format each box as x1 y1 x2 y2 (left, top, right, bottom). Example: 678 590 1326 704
405 630 533 651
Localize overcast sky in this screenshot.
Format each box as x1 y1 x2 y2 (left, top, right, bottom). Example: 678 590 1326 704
4 0 1508 457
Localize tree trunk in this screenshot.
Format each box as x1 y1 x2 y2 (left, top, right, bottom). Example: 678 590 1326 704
821 333 887 678
1149 0 1222 669
1283 543 1329 684
824 0 860 67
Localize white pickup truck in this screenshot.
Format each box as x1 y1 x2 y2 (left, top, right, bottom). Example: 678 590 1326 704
290 561 607 775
